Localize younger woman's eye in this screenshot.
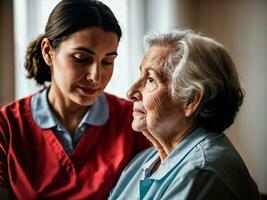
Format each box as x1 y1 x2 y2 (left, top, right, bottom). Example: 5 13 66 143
102 61 113 66
101 59 115 67
74 57 87 63
73 54 89 63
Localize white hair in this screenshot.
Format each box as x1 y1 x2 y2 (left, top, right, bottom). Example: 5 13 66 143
143 29 244 132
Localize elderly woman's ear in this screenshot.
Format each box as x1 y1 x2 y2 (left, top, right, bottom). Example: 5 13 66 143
184 89 203 117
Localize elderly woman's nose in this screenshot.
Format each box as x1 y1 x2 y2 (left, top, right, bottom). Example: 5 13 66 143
127 83 141 101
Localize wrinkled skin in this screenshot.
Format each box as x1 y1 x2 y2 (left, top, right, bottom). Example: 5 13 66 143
127 45 196 160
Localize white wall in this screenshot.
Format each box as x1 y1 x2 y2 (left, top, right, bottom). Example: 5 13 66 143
100 0 130 97
14 0 60 99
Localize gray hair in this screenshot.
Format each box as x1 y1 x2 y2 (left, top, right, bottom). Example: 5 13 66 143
143 29 244 132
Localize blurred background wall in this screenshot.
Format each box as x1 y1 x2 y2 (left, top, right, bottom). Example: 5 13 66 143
0 0 266 194
0 0 15 106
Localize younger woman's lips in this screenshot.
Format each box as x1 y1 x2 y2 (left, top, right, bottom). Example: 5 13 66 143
78 86 100 96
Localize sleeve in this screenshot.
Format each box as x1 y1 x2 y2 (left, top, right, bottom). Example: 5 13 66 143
160 168 236 200
0 112 9 189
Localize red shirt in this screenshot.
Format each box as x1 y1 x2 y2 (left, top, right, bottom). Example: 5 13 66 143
0 93 150 200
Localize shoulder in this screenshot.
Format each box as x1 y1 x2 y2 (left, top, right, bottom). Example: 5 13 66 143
0 95 33 144
195 133 247 174
113 147 156 187
104 92 132 109
0 95 33 120
162 167 237 200
104 92 133 119
183 132 245 171
124 146 156 171
183 132 259 198
0 96 34 136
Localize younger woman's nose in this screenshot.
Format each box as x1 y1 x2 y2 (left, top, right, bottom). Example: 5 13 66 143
86 63 101 84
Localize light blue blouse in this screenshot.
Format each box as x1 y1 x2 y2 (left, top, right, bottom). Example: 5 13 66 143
30 88 109 155
109 127 261 200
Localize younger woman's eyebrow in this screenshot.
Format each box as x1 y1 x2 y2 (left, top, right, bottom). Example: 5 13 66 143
73 47 118 56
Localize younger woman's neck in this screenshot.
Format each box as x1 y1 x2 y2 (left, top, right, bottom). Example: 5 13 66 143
48 86 88 134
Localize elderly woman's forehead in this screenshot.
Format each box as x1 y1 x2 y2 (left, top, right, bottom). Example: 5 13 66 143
143 46 169 63
147 45 170 54
140 46 170 80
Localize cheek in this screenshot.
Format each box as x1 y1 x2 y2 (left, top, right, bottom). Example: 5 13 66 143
51 55 74 80
132 115 147 132
144 90 170 122
101 68 113 86
53 66 80 86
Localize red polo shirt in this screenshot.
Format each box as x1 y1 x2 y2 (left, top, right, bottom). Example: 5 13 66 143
0 93 150 200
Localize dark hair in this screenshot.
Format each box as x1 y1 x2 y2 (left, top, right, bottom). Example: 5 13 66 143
25 0 122 85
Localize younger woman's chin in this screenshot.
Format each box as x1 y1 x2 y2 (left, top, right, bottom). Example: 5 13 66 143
73 96 97 107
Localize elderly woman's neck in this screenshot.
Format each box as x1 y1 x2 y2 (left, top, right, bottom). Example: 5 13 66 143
148 123 197 176
158 123 198 161
169 125 197 152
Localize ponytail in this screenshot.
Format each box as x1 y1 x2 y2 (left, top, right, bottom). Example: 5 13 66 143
24 34 51 85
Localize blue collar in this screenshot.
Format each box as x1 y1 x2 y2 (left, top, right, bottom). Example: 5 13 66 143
31 88 109 129
142 127 215 180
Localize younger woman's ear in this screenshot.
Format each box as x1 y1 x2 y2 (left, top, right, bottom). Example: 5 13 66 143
184 89 203 117
41 38 53 66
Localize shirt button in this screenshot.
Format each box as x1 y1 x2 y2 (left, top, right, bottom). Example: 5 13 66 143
57 125 63 131
80 126 85 132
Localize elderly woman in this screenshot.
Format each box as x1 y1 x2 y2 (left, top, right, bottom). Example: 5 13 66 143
109 29 261 199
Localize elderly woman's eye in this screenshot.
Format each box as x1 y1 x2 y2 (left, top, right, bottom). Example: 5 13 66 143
144 76 158 91
147 77 154 83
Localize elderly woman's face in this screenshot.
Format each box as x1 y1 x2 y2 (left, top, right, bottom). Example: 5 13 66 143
127 45 185 138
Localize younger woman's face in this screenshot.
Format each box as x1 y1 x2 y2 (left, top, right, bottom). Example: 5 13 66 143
47 27 119 107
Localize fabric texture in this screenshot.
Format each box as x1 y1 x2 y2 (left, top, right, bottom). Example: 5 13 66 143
0 91 151 200
109 127 261 200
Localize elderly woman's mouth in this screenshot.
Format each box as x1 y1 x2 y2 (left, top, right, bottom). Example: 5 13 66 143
133 108 146 116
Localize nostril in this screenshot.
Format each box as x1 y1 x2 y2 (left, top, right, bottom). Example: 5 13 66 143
127 88 137 101
86 73 101 83
127 91 141 102
127 81 142 101
86 63 101 83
